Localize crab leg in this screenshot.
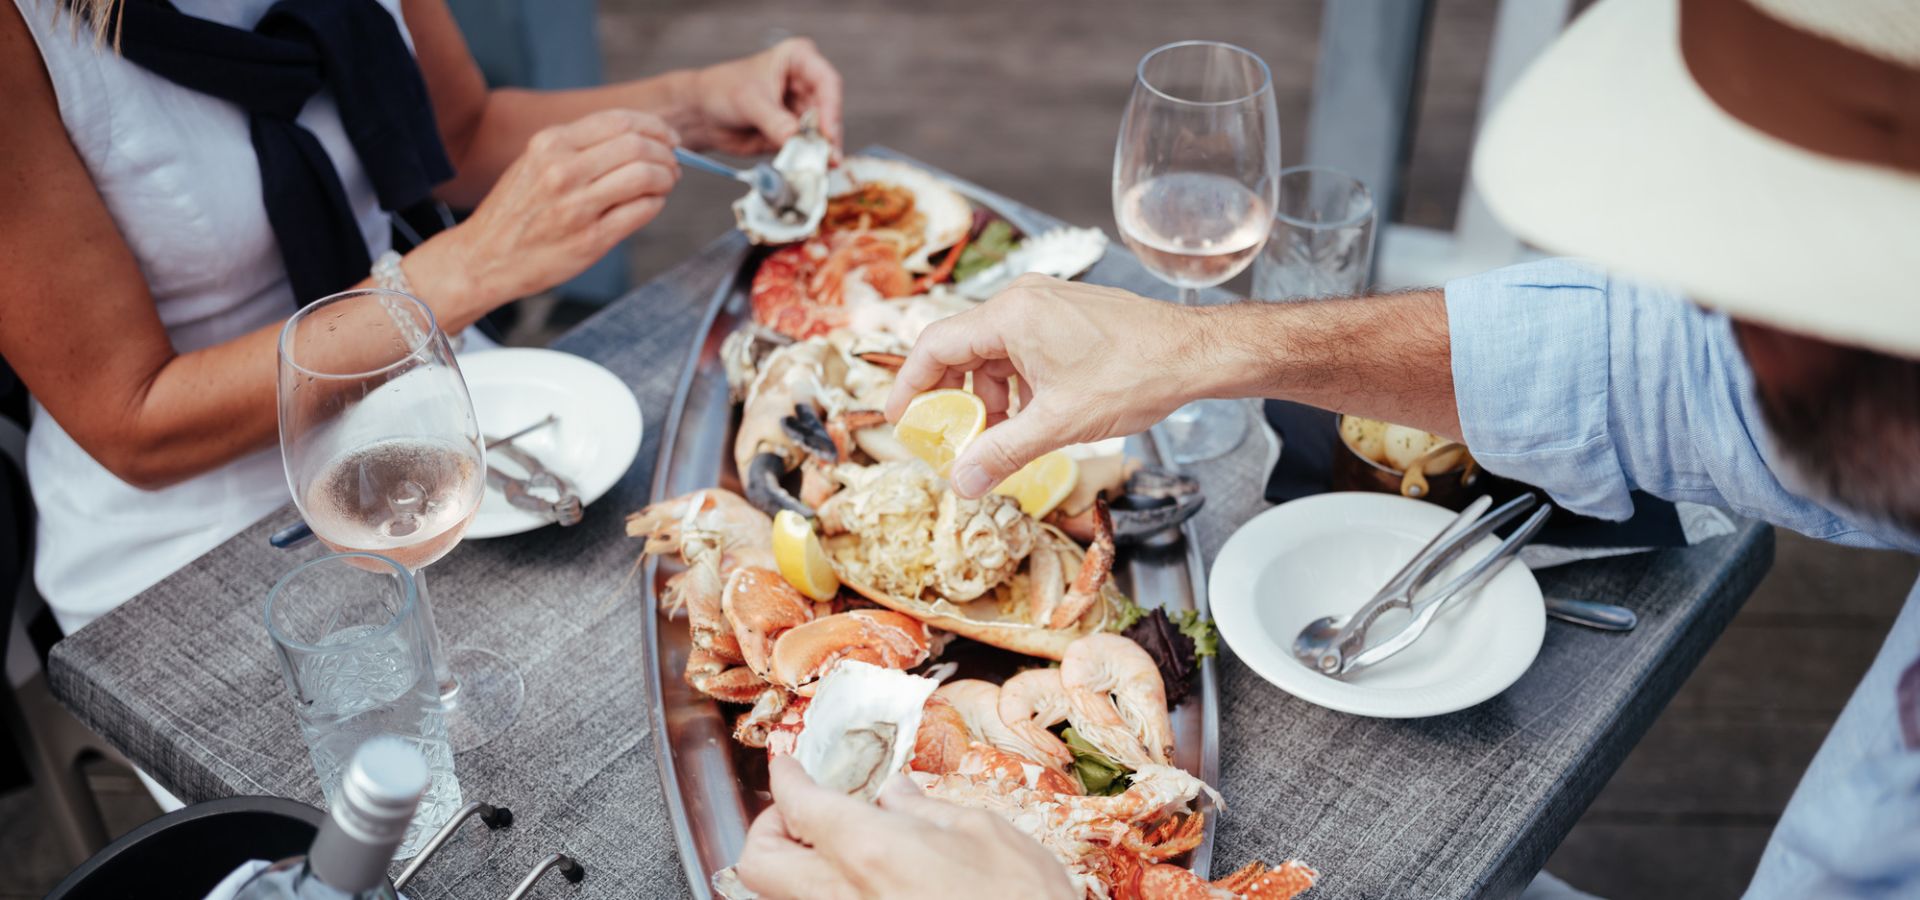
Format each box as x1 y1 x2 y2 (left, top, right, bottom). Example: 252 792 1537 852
1047 499 1116 629
685 648 770 704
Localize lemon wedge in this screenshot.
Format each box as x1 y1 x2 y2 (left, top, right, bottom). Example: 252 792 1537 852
993 450 1080 519
772 510 840 601
893 389 987 475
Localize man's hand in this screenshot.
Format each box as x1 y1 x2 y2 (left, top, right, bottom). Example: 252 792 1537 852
885 275 1210 498
733 756 1076 900
683 37 845 155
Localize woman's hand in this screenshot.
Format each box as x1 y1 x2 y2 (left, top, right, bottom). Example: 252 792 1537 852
414 109 680 319
885 275 1209 498
680 37 845 154
734 757 1076 900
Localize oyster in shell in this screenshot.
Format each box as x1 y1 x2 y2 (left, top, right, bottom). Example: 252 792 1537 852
956 226 1109 299
732 112 833 245
793 660 940 801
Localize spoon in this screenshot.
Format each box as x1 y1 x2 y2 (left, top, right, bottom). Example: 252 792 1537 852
1544 597 1638 631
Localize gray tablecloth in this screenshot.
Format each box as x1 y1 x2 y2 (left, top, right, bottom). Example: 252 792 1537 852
49 151 1772 899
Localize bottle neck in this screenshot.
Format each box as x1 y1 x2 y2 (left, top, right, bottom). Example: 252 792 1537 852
306 812 403 896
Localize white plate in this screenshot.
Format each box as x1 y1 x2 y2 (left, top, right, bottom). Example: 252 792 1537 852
458 348 643 539
1210 493 1545 718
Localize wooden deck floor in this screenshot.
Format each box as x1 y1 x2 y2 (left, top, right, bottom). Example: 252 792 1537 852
3 3 1914 897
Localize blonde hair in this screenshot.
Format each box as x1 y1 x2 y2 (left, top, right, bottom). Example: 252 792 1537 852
57 0 123 47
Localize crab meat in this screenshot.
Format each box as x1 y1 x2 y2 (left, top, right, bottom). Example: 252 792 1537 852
816 461 1040 604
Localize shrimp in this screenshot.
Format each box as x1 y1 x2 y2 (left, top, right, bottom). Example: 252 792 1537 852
1061 634 1173 770
955 743 1080 796
935 680 1075 781
997 669 1076 770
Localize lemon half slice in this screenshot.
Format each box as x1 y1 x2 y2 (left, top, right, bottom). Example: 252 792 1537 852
894 389 987 475
772 510 840 601
994 450 1080 519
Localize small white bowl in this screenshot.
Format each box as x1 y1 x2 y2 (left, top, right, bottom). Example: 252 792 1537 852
1210 492 1545 718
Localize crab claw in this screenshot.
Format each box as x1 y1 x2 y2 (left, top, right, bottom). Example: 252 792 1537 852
779 404 839 461
1049 467 1204 545
744 451 815 518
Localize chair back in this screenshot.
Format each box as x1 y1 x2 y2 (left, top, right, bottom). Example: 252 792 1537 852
46 795 325 900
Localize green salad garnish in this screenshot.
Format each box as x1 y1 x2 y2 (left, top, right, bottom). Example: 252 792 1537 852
1062 726 1133 796
1172 608 1219 658
952 221 1018 283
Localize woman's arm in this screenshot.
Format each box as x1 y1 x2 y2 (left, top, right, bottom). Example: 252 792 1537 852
402 0 842 208
0 3 675 489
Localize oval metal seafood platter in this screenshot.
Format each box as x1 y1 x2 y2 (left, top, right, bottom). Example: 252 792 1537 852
641 160 1220 899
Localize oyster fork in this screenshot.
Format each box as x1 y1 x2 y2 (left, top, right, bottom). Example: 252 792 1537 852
673 147 798 217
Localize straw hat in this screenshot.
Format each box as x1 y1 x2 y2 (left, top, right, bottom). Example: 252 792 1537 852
1472 0 1920 356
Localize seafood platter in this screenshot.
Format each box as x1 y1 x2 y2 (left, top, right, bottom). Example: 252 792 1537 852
629 119 1317 899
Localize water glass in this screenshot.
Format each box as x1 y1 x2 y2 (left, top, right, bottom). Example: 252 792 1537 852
1252 166 1376 301
265 552 462 859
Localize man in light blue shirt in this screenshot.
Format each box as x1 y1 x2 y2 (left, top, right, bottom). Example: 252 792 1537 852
731 0 1920 897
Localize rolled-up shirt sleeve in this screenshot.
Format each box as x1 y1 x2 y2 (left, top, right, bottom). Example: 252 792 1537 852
1445 258 1917 551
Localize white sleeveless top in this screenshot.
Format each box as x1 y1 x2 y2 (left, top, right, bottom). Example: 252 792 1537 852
16 0 406 632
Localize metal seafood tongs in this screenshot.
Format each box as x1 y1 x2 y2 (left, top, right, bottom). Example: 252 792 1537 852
1293 494 1554 678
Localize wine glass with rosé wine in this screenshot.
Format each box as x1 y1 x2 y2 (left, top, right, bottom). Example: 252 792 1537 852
278 287 523 752
1113 40 1281 463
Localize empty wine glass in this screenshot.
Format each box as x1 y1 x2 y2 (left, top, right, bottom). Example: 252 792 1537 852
1114 40 1281 463
277 288 523 751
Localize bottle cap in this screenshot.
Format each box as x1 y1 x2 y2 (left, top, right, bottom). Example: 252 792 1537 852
334 736 429 845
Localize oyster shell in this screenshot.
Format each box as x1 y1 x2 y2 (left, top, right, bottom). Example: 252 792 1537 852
793 660 940 801
955 226 1109 299
732 112 833 245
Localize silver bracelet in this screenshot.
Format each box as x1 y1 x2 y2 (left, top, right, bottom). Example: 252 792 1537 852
372 250 414 296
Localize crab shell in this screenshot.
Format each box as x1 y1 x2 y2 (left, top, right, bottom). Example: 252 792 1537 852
825 531 1117 661
829 157 973 273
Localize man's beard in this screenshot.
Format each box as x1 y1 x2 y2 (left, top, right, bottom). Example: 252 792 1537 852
1753 349 1920 537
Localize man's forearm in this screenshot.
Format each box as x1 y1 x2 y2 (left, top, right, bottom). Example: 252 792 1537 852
1195 290 1462 440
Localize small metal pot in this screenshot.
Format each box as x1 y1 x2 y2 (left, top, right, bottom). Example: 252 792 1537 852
1331 415 1481 509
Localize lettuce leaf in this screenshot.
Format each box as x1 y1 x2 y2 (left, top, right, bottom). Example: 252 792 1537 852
1107 590 1147 633
952 220 1018 283
1061 726 1132 796
1172 608 1219 658
1123 607 1197 706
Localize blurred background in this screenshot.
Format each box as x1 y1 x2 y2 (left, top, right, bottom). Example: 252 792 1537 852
4 1 1915 897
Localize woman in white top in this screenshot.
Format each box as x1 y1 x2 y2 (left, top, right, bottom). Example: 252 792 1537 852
1 0 843 633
